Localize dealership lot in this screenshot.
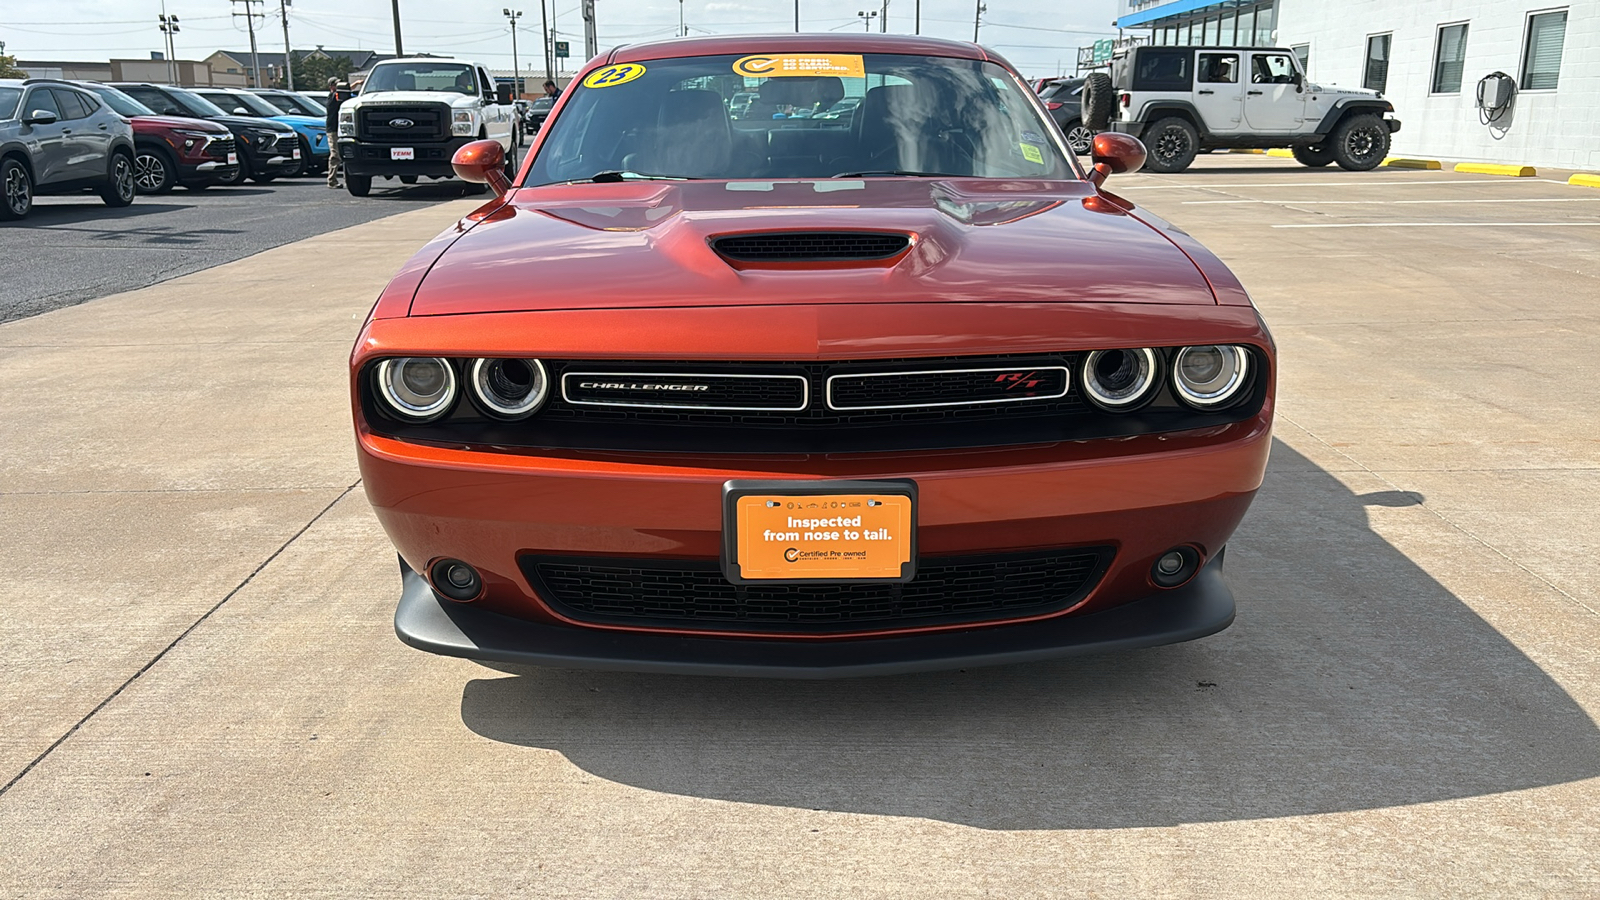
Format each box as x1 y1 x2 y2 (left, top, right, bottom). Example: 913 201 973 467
0 156 1596 896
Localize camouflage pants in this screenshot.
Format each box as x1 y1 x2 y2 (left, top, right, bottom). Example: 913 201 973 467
326 151 342 187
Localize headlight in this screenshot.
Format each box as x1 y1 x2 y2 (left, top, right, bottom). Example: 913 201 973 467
376 358 458 422
174 128 215 138
469 358 549 419
1173 345 1251 408
452 110 476 136
1081 348 1159 410
339 108 354 137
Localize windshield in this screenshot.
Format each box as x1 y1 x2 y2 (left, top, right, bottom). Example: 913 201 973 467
83 84 155 117
527 53 1075 184
1038 80 1082 101
199 90 282 116
363 62 477 94
0 88 21 120
269 92 324 115
170 88 228 117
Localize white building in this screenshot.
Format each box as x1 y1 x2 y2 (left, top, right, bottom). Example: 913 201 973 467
1113 0 1598 171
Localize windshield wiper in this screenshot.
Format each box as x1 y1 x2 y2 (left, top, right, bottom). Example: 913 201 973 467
585 171 699 183
831 170 954 178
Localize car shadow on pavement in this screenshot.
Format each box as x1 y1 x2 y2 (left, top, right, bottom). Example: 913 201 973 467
1 203 194 226
458 439 1600 830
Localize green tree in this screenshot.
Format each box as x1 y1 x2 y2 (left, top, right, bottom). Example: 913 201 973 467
0 55 27 79
285 54 353 92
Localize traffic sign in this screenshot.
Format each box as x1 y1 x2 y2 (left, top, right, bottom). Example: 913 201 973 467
1093 39 1113 64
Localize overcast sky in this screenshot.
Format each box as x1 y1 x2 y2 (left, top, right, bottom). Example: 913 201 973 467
2 0 1121 79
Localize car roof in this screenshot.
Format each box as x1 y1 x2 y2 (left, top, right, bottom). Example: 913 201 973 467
609 33 993 66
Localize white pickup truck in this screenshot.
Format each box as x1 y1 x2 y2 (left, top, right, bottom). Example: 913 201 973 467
335 57 517 196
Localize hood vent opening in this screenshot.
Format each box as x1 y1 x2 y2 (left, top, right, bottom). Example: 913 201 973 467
711 231 911 263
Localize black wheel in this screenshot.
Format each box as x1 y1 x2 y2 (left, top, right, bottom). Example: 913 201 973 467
461 180 489 195
218 153 249 186
251 170 277 184
100 151 137 207
288 136 310 176
399 175 419 184
1331 113 1390 171
1291 143 1336 167
1143 117 1198 173
185 181 210 191
1081 72 1114 131
133 146 177 194
0 158 33 221
1064 120 1094 155
346 173 372 197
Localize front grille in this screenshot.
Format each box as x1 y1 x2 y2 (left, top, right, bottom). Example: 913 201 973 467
360 105 448 141
828 366 1071 410
562 371 808 411
712 231 910 262
203 136 235 159
521 546 1113 633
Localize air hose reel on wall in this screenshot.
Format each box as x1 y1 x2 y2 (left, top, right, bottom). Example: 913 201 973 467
1476 71 1517 129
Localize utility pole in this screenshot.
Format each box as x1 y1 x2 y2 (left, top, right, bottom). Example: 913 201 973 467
794 0 799 32
582 0 597 60
503 9 521 97
391 0 404 56
540 0 552 81
278 0 293 89
856 9 876 31
915 0 920 34
679 0 685 37
972 0 986 42
231 0 264 87
880 0 888 33
157 5 180 85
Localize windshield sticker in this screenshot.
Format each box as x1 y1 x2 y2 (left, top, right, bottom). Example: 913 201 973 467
1019 143 1045 165
733 54 866 79
1021 130 1044 144
582 63 647 89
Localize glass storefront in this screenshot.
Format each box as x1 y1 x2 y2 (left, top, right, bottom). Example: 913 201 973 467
1139 0 1278 47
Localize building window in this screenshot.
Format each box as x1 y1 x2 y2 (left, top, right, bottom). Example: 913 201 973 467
1204 16 1220 45
1255 4 1275 47
1364 33 1391 93
1521 9 1566 90
1239 8 1256 46
1432 22 1469 93
1220 12 1236 45
1291 43 1309 73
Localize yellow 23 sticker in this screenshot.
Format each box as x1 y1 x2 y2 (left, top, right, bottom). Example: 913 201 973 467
582 63 647 88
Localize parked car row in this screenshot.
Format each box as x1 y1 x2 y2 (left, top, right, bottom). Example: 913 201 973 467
2 77 338 219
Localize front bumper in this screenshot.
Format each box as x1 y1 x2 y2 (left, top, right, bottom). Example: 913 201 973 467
396 551 1235 678
178 159 239 184
339 136 476 178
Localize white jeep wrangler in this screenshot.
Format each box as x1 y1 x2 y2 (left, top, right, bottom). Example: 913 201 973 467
1082 46 1401 173
336 57 517 196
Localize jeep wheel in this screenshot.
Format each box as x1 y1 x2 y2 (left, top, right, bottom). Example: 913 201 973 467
1 158 33 221
346 173 372 197
1143 118 1198 173
1082 72 1114 131
1291 143 1336 168
1331 113 1390 171
133 147 177 194
100 151 137 207
1064 121 1094 155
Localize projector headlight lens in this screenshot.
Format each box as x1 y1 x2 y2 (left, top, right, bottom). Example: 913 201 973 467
1173 345 1251 408
376 357 457 422
1081 347 1159 410
469 358 549 419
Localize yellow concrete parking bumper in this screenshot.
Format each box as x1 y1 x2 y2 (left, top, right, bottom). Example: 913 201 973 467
1383 158 1442 170
1266 148 1295 158
1570 173 1600 189
1454 162 1537 177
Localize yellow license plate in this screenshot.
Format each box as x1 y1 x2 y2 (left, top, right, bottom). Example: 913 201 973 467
722 481 916 583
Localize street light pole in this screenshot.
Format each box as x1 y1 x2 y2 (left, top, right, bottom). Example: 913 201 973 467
504 9 522 97
279 0 294 90
973 0 986 42
679 0 685 37
391 0 404 56
914 0 920 34
880 0 888 33
540 0 552 82
794 0 799 32
157 4 180 85
856 9 876 31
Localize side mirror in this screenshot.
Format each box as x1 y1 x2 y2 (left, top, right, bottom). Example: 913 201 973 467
23 110 59 126
451 138 512 197
1088 132 1146 186
233 107 249 115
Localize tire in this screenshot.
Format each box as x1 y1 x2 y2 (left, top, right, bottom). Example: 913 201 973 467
399 175 419 185
346 173 372 197
288 136 310 177
185 181 210 191
461 181 489 195
251 170 277 184
100 151 137 207
1081 72 1114 131
0 158 33 221
219 153 249 187
133 146 177 194
1291 143 1336 167
1331 113 1390 171
1063 120 1094 155
1143 117 1199 173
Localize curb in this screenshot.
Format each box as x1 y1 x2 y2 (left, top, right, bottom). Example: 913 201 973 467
1570 174 1600 189
1454 162 1537 177
1265 148 1295 158
1383 158 1442 170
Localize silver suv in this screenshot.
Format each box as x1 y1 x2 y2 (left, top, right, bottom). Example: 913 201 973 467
0 78 137 220
1083 46 1401 173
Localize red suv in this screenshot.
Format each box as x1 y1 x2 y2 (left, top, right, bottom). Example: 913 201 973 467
78 83 237 193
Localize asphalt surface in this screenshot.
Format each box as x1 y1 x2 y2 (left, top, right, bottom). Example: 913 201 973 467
0 175 487 323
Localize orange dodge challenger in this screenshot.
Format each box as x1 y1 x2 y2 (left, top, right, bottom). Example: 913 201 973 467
351 34 1274 677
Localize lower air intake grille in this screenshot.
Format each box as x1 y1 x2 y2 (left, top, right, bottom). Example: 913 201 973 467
711 231 911 262
521 547 1112 634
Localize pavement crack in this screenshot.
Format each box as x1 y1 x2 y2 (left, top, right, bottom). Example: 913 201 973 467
0 480 361 800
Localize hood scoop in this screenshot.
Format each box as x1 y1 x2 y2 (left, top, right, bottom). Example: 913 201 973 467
710 231 912 268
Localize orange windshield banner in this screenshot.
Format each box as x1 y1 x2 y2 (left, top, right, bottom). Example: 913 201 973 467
723 481 916 583
733 54 867 80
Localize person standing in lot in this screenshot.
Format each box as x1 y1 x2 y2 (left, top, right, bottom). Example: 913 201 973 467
325 77 344 189
543 80 560 99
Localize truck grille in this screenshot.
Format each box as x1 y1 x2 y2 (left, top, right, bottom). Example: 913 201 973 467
360 105 449 141
520 547 1113 634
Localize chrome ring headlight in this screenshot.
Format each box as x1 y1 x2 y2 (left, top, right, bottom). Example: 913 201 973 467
1173 345 1251 408
1081 347 1159 410
376 357 457 422
469 358 549 419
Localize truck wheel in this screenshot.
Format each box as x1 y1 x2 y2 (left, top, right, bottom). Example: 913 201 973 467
1143 117 1198 173
0 158 33 221
1331 113 1390 171
133 146 177 194
346 174 372 197
100 151 137 207
1291 143 1336 167
1081 72 1114 131
400 176 419 184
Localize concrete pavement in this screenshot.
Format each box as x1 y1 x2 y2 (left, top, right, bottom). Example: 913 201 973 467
0 157 1595 897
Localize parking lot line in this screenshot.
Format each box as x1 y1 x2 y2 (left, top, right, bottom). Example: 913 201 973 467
1272 221 1600 228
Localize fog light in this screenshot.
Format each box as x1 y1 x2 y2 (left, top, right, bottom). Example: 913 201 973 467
430 559 482 602
1151 547 1200 588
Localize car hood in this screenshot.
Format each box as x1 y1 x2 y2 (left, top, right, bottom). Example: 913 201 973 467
270 114 325 130
352 91 475 107
409 179 1218 316
131 114 229 132
207 114 296 133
